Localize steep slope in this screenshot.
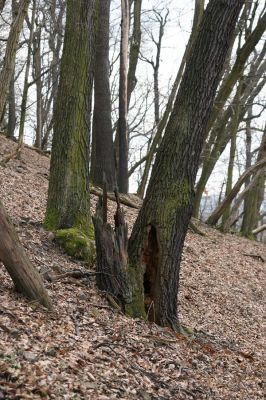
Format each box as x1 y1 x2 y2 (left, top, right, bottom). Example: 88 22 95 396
0 135 265 399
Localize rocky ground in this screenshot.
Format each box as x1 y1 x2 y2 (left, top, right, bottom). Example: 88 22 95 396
0 135 265 399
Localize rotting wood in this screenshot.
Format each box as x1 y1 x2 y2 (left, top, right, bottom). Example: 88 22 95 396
92 185 131 310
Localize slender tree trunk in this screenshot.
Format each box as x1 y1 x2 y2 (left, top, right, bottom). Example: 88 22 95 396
0 200 51 309
221 79 242 228
7 72 16 139
127 0 142 107
117 0 129 194
90 0 116 191
33 26 42 148
0 0 31 119
18 0 36 146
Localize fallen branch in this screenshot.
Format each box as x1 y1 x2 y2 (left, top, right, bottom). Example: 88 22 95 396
90 185 142 209
252 223 266 235
243 253 265 262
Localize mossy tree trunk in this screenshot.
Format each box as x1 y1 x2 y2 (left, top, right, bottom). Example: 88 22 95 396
90 0 116 191
0 200 52 309
45 0 98 235
125 0 244 328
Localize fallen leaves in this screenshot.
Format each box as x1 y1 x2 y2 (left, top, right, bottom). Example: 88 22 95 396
0 135 265 399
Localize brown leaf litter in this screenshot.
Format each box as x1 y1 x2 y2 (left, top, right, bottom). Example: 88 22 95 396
0 136 265 399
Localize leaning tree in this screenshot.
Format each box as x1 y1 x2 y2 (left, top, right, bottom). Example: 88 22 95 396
94 0 244 329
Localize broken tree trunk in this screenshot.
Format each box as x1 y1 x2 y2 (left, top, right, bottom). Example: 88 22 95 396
92 188 131 308
0 200 52 309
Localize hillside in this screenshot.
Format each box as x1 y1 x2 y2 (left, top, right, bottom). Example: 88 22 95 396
0 135 265 399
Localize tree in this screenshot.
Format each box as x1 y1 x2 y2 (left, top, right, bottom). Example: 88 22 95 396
44 0 98 261
95 0 244 328
90 0 116 191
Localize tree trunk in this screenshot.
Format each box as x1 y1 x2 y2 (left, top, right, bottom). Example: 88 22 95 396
45 0 98 234
126 0 244 328
33 25 43 149
0 0 31 119
117 0 129 194
7 72 16 139
0 200 51 309
90 0 116 191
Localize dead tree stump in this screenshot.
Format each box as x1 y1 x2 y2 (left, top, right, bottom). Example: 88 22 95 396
92 187 131 309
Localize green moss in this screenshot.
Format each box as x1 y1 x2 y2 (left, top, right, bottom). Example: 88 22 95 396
44 209 60 231
124 264 146 319
55 227 96 266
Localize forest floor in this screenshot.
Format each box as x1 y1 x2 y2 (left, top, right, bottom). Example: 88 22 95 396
0 135 265 400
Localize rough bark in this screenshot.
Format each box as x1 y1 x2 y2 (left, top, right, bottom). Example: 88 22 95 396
45 0 98 233
90 0 116 191
0 200 52 309
0 0 31 118
126 0 244 327
93 188 131 307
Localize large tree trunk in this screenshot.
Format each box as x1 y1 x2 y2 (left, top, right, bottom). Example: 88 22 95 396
0 200 51 309
0 0 31 118
126 0 244 328
45 0 98 233
90 0 116 191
